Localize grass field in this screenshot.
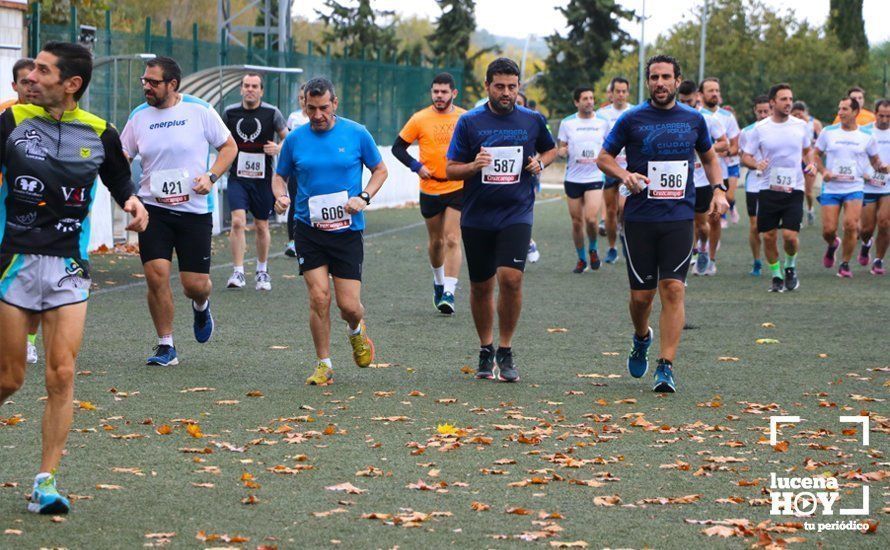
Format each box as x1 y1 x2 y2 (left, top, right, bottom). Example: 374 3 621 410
1 186 888 549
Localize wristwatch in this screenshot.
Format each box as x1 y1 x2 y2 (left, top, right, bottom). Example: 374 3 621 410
358 191 371 205
537 159 545 171
715 182 728 192
206 171 219 184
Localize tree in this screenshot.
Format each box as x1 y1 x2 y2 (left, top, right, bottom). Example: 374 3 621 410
316 0 398 60
541 0 634 116
827 0 868 62
34 0 112 26
428 0 497 103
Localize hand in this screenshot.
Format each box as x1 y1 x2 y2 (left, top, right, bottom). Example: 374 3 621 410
263 141 280 156
123 196 149 232
879 163 890 174
524 156 543 175
193 173 213 195
557 145 568 159
474 149 493 172
417 165 433 179
274 194 291 215
707 189 730 220
621 172 649 194
822 171 834 182
802 163 816 175
756 159 769 172
345 196 367 215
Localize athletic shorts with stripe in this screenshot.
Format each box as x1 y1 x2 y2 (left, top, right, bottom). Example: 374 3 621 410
621 220 694 290
0 254 91 312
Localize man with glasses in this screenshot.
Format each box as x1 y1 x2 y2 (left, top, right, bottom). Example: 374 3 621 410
121 56 237 366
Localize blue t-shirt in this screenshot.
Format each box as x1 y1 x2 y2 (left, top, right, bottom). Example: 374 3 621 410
276 117 382 232
602 101 713 222
447 104 555 230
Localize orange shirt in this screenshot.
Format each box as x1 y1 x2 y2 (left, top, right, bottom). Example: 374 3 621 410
398 105 466 195
832 109 876 126
0 98 16 113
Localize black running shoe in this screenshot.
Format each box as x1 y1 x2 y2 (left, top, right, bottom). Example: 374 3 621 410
496 347 519 382
784 267 799 291
475 345 494 380
769 276 784 293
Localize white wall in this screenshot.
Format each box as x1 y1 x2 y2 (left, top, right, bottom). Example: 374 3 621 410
0 4 26 102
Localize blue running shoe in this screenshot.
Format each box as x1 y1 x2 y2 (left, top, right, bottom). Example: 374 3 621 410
433 284 444 308
146 344 178 366
653 360 676 393
604 247 619 264
750 259 762 276
28 473 70 515
437 291 455 315
627 327 652 378
193 300 214 343
694 252 709 276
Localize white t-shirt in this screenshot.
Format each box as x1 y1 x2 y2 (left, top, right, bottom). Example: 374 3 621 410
558 114 609 184
865 124 890 194
702 106 741 173
693 112 726 188
742 116 810 193
815 125 877 194
596 103 633 168
739 123 765 192
287 110 309 131
121 94 231 214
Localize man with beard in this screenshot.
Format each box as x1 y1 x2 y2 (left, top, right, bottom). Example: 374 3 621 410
597 55 727 393
446 57 556 383
860 99 890 274
121 56 237 366
222 73 287 291
392 73 466 313
740 95 772 276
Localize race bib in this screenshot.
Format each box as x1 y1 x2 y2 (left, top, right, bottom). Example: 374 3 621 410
571 141 599 165
869 171 887 187
833 163 856 183
647 161 688 199
769 167 795 193
481 146 523 184
150 168 190 205
237 152 265 179
308 191 351 231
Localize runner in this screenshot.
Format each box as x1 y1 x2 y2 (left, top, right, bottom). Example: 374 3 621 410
740 95 772 276
392 72 466 313
791 101 823 225
860 99 890 274
676 80 728 277
741 83 814 292
121 56 237 365
595 77 634 264
222 73 288 291
832 86 876 126
286 83 308 131
0 41 148 514
446 57 556 383
516 92 542 263
557 86 610 273
285 84 309 258
272 77 387 385
597 55 728 393
815 96 886 277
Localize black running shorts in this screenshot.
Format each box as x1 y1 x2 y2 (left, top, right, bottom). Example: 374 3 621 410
757 189 804 233
621 220 694 290
292 222 363 281
419 189 463 219
462 223 533 283
139 205 213 274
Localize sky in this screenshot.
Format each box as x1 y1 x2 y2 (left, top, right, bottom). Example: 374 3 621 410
293 0 890 46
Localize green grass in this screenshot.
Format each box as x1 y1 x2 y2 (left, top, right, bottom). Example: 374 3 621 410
1 193 887 549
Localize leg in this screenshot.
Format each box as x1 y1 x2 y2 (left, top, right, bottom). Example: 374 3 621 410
143 259 175 337
604 186 619 249
839 200 862 263
762 230 779 264
469 277 495 346
875 197 890 260
860 201 877 245
441 207 463 279
303 266 333 359
0 302 33 402
567 197 585 253
749 217 761 260
708 215 722 260
656 280 686 363
180 272 213 305
804 172 816 211
782 229 799 256
332 277 365 329
582 189 604 245
254 219 271 264
629 289 656 338
694 212 710 251
495 267 523 348
821 204 840 245
229 209 247 268
287 177 298 241
424 212 446 271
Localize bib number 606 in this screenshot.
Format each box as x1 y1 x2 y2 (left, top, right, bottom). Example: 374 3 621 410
321 205 346 221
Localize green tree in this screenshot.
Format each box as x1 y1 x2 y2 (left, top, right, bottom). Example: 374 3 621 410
541 0 634 116
428 0 497 103
316 0 398 60
827 0 868 62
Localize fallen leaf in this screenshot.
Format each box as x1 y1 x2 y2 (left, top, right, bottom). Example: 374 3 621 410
246 390 265 397
437 423 457 435
471 501 490 511
761 322 775 328
78 401 97 411
325 482 366 494
180 387 215 393
593 495 621 506
96 484 123 490
549 542 588 548
773 440 790 452
506 507 533 515
241 495 259 505
155 424 172 435
145 533 176 539
186 424 204 438
547 327 568 333
718 357 740 362
702 525 739 538
756 338 780 345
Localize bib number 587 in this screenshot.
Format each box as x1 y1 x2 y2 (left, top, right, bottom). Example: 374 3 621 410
493 158 515 173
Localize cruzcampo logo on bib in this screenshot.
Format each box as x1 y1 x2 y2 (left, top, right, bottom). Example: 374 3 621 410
80 147 91 158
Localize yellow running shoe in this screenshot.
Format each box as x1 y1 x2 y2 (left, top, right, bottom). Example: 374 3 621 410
306 361 333 385
348 322 375 368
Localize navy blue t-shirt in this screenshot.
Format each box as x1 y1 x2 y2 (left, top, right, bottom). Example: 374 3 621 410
602 101 713 222
447 104 555 230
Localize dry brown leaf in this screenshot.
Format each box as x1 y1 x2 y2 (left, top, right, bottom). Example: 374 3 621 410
702 525 739 538
471 501 491 511
155 424 172 435
549 542 589 548
96 484 123 490
325 482 366 494
246 390 264 397
547 327 569 333
773 440 790 453
505 507 533 515
180 387 215 393
593 495 621 506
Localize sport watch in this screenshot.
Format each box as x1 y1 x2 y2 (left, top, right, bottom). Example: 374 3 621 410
715 182 728 192
206 171 219 184
358 191 371 205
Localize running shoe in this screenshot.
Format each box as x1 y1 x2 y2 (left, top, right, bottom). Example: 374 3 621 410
837 262 853 278
604 247 619 264
588 250 601 271
598 220 607 237
476 346 495 380
348 322 374 367
28 473 69 515
572 259 587 274
823 237 840 268
720 217 729 228
527 240 540 263
627 327 652 378
255 271 271 291
284 241 297 258
858 240 872 266
146 344 178 366
652 360 676 393
784 267 799 291
496 348 519 383
729 205 740 224
433 284 444 308
26 341 38 364
437 291 455 315
806 208 816 227
694 252 709 276
193 300 214 343
769 277 785 293
871 258 885 275
306 361 333 385
703 260 717 276
227 271 246 289
750 259 762 277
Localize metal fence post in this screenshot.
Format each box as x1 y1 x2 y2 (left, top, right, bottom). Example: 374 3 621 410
192 23 199 72
165 20 173 56
69 6 77 43
144 17 152 53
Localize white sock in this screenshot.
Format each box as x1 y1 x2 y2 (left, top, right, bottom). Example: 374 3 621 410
257 261 268 272
35 472 51 484
158 334 174 347
863 238 873 247
443 277 458 294
234 266 244 274
319 357 332 368
192 300 208 312
431 265 445 286
347 322 362 335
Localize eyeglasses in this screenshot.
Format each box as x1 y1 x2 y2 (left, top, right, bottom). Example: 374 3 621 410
140 77 170 88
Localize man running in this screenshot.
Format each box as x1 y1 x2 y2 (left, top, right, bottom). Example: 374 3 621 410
121 56 237 366
595 77 634 264
285 84 309 258
222 73 287 291
272 77 386 386
791 101 822 225
815 96 886 278
676 80 728 277
740 95 772 276
833 86 876 126
0 41 148 514
557 85 610 273
516 92 543 263
392 72 466 313
597 55 727 393
860 99 890 274
741 83 814 293
446 57 556 383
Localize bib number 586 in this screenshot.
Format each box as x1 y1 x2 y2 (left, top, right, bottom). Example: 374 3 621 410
660 173 684 188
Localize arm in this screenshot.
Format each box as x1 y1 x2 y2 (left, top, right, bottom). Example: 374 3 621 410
273 173 290 214
727 135 739 156
525 146 557 175
557 140 569 159
446 152 490 181
869 154 888 173
701 147 729 217
712 134 729 155
345 161 388 215
194 136 238 195
813 147 830 180
99 126 148 232
596 149 649 193
391 136 428 176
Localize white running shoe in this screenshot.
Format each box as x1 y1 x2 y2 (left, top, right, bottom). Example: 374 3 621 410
227 271 246 289
704 260 717 276
255 271 272 291
527 240 541 263
26 342 38 364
